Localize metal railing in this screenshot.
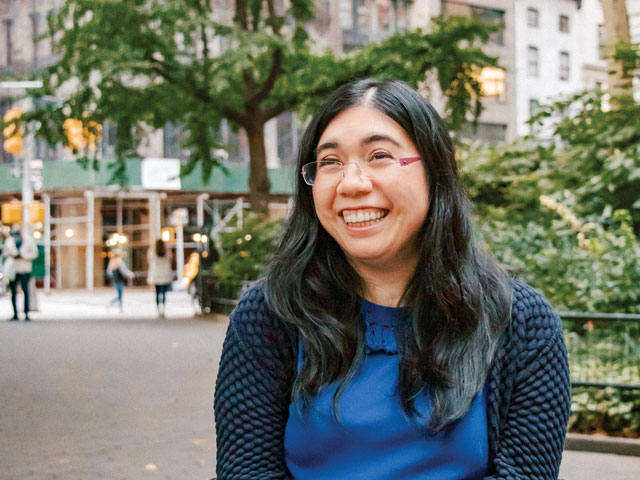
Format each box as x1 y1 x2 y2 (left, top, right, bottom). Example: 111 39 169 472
561 312 640 391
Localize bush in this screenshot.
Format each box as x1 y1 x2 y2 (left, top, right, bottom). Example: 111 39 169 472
209 213 283 300
569 387 640 438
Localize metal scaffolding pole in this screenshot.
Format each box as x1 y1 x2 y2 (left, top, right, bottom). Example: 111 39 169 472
42 193 51 293
84 190 95 291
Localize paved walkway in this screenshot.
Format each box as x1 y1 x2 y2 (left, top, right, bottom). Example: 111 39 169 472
1 288 639 479
0 286 198 322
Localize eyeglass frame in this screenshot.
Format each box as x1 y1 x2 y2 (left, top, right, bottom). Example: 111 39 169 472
300 157 422 186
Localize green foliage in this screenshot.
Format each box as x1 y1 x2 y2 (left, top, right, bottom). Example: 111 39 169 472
569 387 640 438
524 45 640 230
474 206 640 313
210 213 282 299
20 1 498 202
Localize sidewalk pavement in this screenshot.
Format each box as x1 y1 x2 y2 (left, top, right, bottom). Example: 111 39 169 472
0 286 198 321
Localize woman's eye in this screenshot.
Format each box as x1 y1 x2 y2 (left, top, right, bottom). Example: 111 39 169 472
370 152 393 162
318 159 341 169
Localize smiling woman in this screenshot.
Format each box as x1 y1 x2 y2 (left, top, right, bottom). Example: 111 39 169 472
214 79 571 480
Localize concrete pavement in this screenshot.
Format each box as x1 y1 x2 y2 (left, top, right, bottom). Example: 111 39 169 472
0 286 198 322
1 287 639 479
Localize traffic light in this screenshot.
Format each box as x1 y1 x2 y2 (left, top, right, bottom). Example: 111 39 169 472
84 120 102 151
63 117 102 153
63 118 84 152
2 107 25 155
1 201 45 225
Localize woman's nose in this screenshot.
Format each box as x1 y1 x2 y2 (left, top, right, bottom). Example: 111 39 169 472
336 162 372 195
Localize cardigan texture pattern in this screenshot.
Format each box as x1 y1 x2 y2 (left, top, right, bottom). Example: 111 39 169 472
214 281 570 480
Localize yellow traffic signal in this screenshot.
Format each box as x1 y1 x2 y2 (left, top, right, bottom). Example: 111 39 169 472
29 201 45 224
84 120 102 151
63 117 102 153
2 107 25 155
1 201 22 225
63 118 84 152
1 201 46 225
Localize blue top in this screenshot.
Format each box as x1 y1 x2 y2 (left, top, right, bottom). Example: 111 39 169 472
284 299 489 480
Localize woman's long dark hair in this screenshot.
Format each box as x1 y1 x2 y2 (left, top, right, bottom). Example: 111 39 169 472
265 79 512 431
155 238 166 258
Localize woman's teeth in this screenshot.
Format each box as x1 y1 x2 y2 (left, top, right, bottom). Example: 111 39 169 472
343 211 386 225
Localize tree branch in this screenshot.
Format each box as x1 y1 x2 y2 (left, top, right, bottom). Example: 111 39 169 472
266 0 281 35
246 46 283 108
236 0 248 31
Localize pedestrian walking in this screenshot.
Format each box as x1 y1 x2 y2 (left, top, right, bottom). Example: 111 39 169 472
147 238 173 318
2 225 38 321
214 79 571 479
106 247 134 312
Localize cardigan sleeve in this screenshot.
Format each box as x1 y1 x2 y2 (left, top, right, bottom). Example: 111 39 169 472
485 283 571 480
214 285 295 480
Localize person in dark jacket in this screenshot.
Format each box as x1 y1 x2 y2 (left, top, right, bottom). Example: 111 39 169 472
214 79 570 480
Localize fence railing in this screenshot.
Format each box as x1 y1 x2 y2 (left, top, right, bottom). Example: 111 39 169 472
560 312 640 390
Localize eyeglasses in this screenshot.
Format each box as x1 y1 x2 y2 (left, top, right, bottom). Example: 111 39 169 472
301 156 421 186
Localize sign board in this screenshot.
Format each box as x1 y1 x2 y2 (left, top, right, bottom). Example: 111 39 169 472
141 157 181 190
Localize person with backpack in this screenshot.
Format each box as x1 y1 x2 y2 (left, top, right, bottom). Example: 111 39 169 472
106 247 135 312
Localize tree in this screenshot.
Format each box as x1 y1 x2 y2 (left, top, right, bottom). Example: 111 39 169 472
457 45 640 312
27 0 496 209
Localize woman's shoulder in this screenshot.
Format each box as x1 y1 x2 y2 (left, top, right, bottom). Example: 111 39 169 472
230 281 272 326
230 282 293 335
227 281 296 363
505 279 563 350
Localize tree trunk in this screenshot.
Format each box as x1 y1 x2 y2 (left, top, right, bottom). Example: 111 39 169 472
600 0 632 94
245 120 271 212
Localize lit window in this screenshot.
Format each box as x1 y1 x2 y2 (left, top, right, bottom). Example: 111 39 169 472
528 46 539 77
479 67 505 100
559 51 570 81
559 15 569 33
527 8 539 28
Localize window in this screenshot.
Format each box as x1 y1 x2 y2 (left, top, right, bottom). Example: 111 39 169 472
441 2 505 46
461 122 507 143
471 6 505 46
559 51 570 81
529 99 540 118
529 99 541 134
528 46 539 77
598 24 607 59
559 15 569 33
527 8 539 28
30 13 40 67
4 19 13 65
341 0 409 51
479 67 505 101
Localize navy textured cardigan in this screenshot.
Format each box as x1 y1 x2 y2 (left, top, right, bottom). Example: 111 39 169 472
214 281 571 479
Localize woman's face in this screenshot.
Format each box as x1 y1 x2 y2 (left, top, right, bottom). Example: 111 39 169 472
311 106 429 272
